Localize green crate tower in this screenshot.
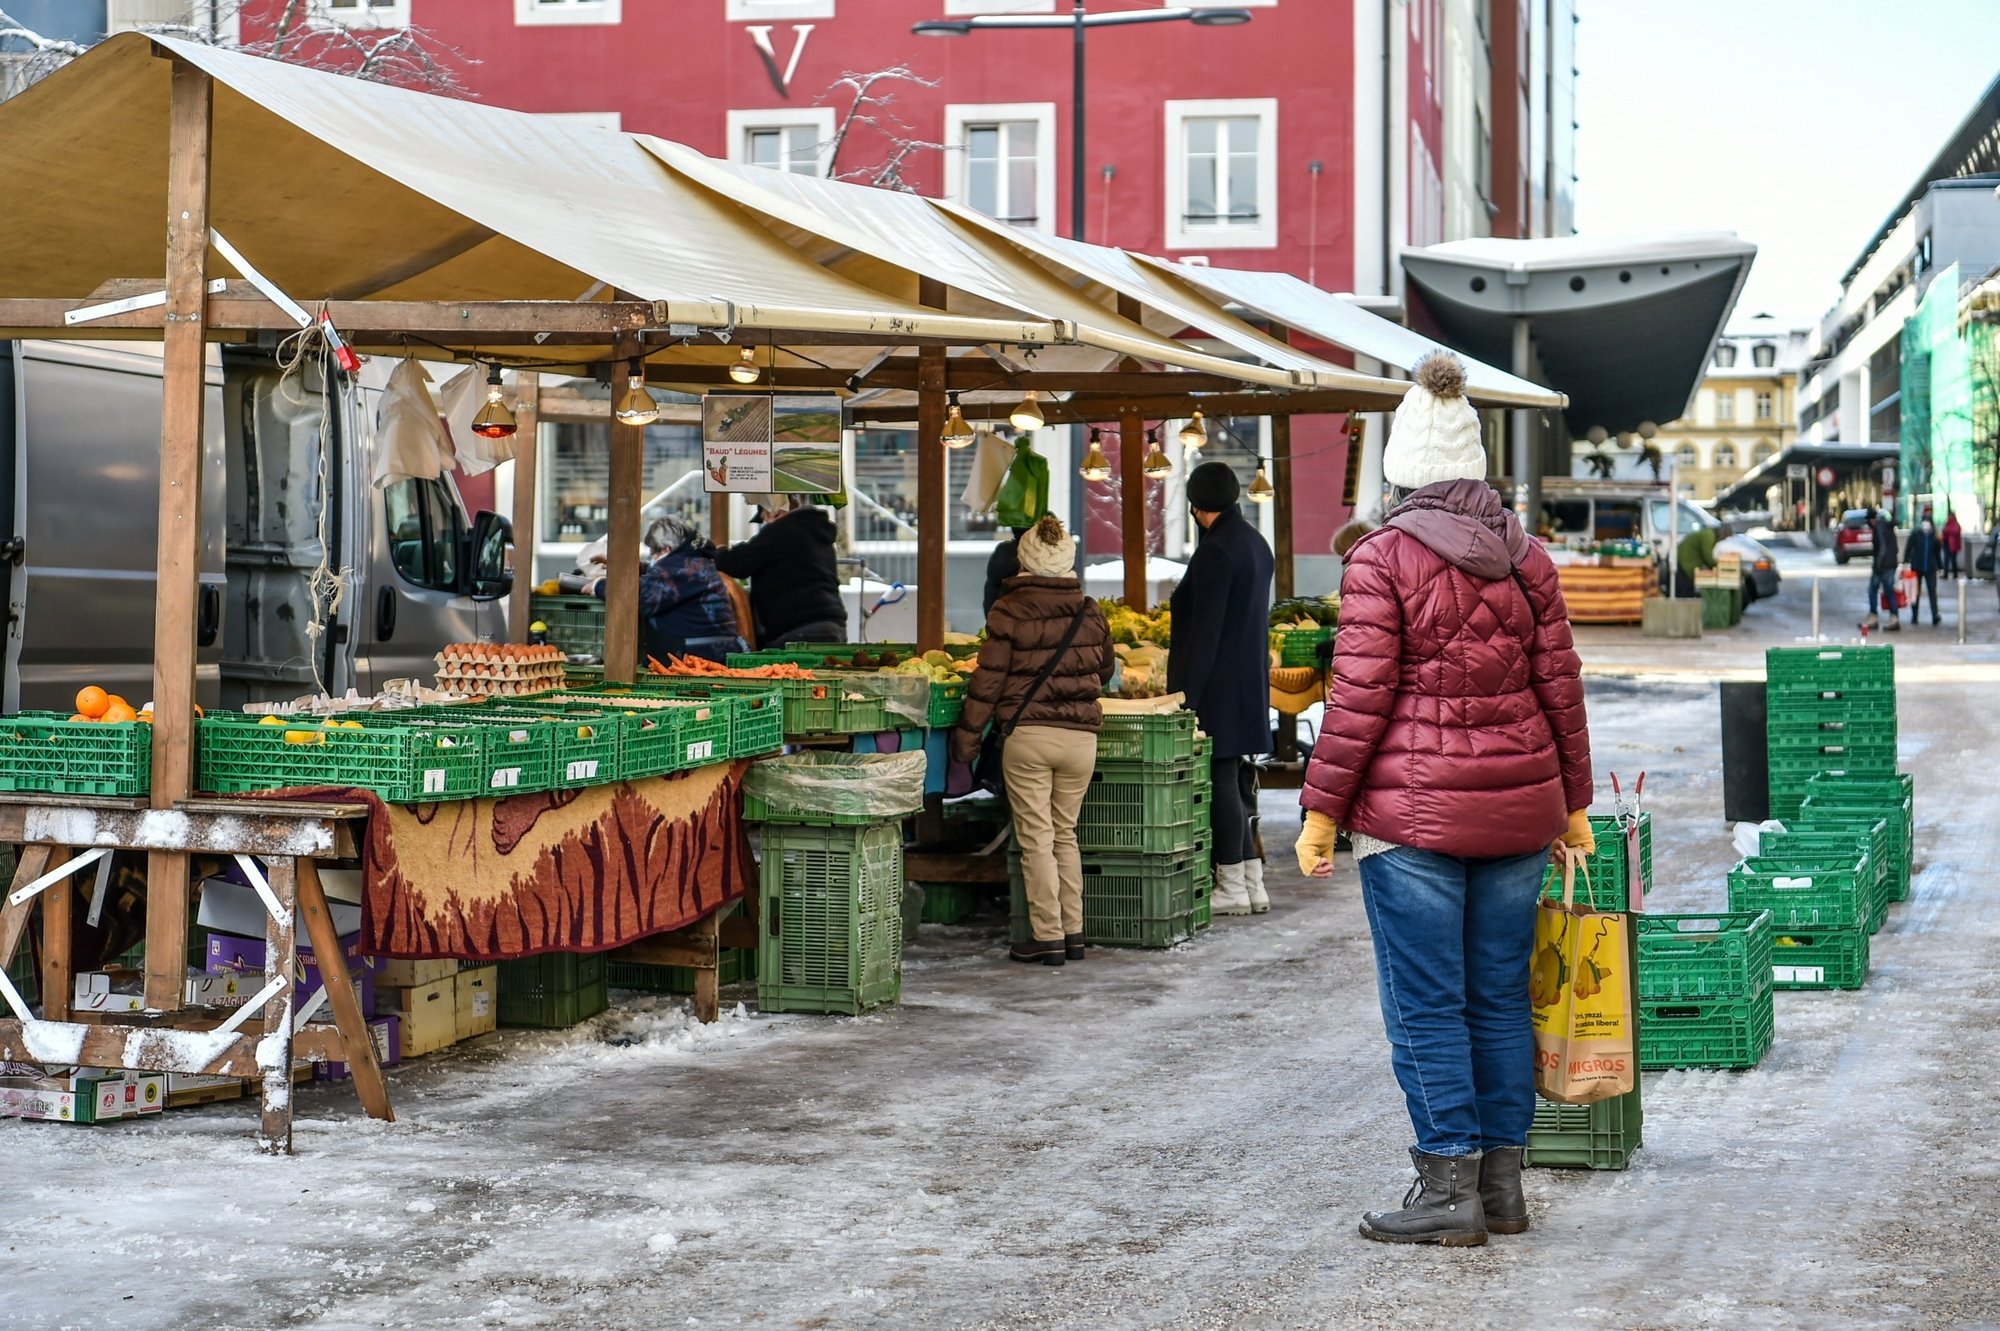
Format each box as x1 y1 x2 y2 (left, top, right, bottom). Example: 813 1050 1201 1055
757 821 905 1015
1763 646 1897 819
1637 912 1776 1070
1008 848 1200 949
1801 771 1914 900
496 952 609 1028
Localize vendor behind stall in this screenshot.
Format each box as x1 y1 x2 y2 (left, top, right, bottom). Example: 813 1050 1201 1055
584 515 745 664
1673 520 1729 598
714 496 847 646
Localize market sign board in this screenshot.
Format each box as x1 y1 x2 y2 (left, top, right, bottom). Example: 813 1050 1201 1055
702 394 844 494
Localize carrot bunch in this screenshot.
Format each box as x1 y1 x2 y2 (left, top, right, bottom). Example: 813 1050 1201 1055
648 654 815 679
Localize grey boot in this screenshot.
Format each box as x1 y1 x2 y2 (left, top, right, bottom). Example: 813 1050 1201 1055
1358 1148 1487 1246
1479 1146 1529 1234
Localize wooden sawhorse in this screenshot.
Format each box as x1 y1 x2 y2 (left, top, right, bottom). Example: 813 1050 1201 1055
0 794 391 1152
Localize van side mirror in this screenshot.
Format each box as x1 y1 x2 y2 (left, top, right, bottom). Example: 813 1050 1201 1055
468 510 513 601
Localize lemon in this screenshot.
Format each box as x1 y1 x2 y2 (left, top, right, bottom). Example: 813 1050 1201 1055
258 714 286 726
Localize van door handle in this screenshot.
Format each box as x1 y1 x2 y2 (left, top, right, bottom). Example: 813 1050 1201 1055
197 585 222 647
376 585 397 642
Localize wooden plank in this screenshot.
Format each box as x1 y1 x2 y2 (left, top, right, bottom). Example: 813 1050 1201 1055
508 371 541 643
0 845 51 1004
40 848 71 1022
1272 413 1295 601
902 849 1009 886
0 805 351 858
608 938 714 969
0 1019 346 1076
916 277 949 653
260 858 298 1154
1119 409 1147 612
603 334 643 684
146 61 214 1013
296 858 393 1123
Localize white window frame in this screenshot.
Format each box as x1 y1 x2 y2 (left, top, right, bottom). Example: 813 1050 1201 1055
726 0 835 19
727 108 838 177
1716 389 1735 423
943 102 1057 231
317 0 410 26
515 0 623 26
1164 98 1279 250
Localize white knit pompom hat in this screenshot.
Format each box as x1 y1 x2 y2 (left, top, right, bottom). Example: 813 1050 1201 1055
1381 352 1486 490
1016 516 1077 577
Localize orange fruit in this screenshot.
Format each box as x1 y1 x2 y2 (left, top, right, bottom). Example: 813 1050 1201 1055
101 701 138 724
74 686 109 719
105 695 131 713
192 704 204 718
68 713 91 723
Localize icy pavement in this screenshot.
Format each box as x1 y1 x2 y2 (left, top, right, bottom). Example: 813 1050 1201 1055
6 563 2000 1329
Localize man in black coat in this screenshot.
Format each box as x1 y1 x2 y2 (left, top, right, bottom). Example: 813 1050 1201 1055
714 499 848 645
1865 506 1899 633
1169 461 1274 917
982 527 1028 618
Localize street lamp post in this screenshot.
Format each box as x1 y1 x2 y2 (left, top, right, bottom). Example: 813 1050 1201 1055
915 3 1253 544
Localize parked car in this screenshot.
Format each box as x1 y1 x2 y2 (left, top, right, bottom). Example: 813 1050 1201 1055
1833 509 1874 565
1540 480 1782 602
0 340 512 713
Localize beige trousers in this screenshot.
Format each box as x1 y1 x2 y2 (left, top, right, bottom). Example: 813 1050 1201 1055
1004 724 1097 942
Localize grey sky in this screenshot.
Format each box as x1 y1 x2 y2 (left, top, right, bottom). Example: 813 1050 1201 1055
1575 0 2000 334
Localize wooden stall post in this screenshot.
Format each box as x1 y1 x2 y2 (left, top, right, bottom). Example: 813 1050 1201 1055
507 371 540 642
603 338 643 682
296 858 392 1123
146 62 213 1011
916 277 949 651
1119 408 1147 611
1272 413 1295 601
260 857 299 1154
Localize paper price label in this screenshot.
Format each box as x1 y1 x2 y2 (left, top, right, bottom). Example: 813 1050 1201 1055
423 769 448 794
686 740 715 763
1773 965 1824 984
566 760 600 782
491 767 522 789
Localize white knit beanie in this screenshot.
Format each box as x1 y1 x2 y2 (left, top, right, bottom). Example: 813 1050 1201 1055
1382 352 1486 490
1016 516 1077 578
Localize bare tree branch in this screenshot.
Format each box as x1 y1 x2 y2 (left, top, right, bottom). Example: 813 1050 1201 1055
816 64 942 184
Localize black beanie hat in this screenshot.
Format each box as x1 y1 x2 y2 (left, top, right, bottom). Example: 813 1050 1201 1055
1185 461 1241 512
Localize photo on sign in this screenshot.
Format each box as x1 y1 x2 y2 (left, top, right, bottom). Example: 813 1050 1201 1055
772 396 843 494
701 395 775 493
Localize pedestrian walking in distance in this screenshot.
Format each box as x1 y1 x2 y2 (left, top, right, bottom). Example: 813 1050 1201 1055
1906 505 1943 627
1169 459 1277 917
1293 352 1595 1246
952 516 1113 966
1865 506 1900 633
1943 509 1963 579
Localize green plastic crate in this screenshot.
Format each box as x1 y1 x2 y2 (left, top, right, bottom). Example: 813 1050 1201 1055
1788 811 1903 904
1540 812 1653 912
1700 585 1738 630
607 948 753 993
757 822 905 1015
916 882 984 925
579 693 731 777
1770 926 1870 990
477 707 620 789
1761 828 1889 931
1769 751 1901 817
1640 990 1775 1070
1766 715 1898 748
1095 711 1199 764
1766 732 1898 767
1526 1087 1642 1170
1075 759 1204 854
1765 644 1895 692
477 716 557 795
1008 849 1198 949
1727 855 1872 931
198 715 486 802
1275 625 1335 667
742 750 925 825
1637 910 1775 1001
496 952 609 1027
529 593 606 660
1802 771 1913 869
5 935 36 1007
925 679 967 729
0 713 153 797
1189 862 1212 932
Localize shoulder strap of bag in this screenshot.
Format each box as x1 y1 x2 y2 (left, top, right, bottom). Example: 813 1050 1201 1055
999 600 1093 738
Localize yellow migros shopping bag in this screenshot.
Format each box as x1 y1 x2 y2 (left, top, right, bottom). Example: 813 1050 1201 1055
1531 846 1637 1105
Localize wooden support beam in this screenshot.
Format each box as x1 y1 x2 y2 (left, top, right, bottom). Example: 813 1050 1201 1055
146 61 213 1013
507 372 540 643
916 276 949 652
40 848 71 1022
297 859 392 1123
0 1019 348 1076
603 335 643 684
0 801 357 859
0 846 52 990
1119 409 1147 612
260 858 298 1154
1272 413 1295 601
847 388 1411 428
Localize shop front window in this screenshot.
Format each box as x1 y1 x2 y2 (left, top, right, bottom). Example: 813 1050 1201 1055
541 419 708 546
852 427 1005 544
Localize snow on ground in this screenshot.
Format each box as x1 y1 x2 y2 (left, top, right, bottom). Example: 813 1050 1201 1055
6 552 2000 1329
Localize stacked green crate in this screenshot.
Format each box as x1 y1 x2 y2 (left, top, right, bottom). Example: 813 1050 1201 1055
1764 645 1897 819
1727 853 1872 990
758 821 905 1014
1011 712 1202 947
495 952 609 1027
1636 911 1775 1069
1760 825 1889 934
1800 771 1914 903
529 593 605 660
1540 812 1652 912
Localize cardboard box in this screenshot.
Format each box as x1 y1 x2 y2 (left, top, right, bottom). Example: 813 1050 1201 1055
73 969 252 1013
198 873 362 939
377 973 456 1057
454 965 497 1042
164 1072 247 1109
205 932 377 1018
0 1070 131 1124
314 1014 402 1080
372 957 459 988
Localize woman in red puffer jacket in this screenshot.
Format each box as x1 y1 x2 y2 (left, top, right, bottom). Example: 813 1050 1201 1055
1294 353 1594 1248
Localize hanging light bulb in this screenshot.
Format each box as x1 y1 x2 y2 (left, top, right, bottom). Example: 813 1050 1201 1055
1079 427 1113 482
1179 406 1208 451
940 393 977 449
1247 459 1276 504
728 346 761 386
614 358 660 426
1141 427 1173 479
471 363 518 440
1010 389 1045 431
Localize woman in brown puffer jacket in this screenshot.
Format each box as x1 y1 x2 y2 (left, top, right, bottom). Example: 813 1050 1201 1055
952 515 1113 966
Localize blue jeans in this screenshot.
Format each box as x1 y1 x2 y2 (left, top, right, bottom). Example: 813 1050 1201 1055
1357 846 1547 1157
1867 568 1892 618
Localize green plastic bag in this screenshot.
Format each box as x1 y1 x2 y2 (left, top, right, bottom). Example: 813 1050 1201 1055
995 436 1049 529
